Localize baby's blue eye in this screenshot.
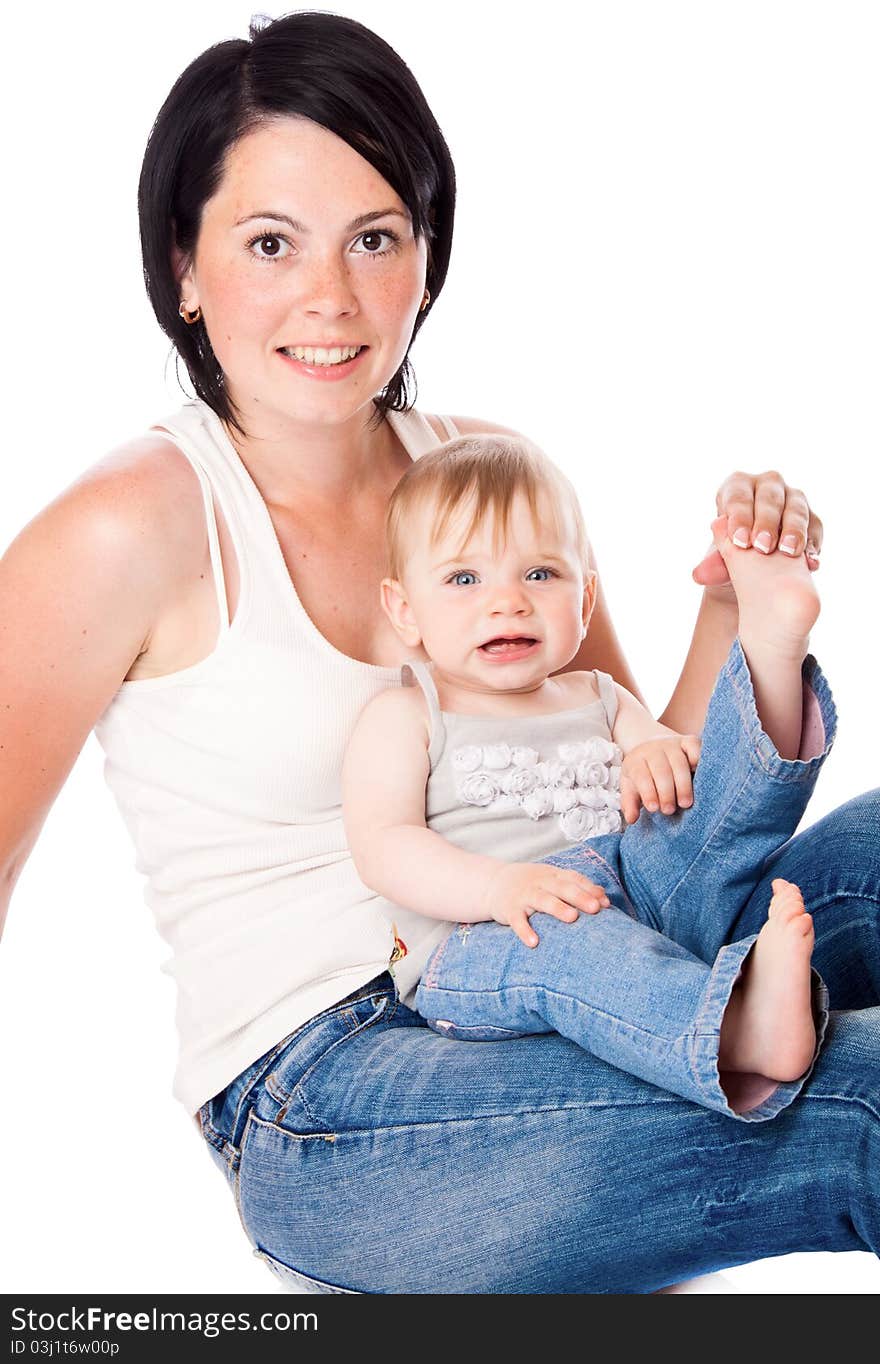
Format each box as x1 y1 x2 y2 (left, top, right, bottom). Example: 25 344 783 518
450 571 478 586
526 567 555 581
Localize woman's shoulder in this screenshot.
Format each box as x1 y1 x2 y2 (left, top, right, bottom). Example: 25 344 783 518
7 432 210 606
57 433 206 557
422 413 525 441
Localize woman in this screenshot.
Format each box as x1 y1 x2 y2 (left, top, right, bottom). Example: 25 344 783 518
1 12 878 1292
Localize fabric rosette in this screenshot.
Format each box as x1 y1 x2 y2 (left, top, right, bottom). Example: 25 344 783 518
452 745 483 773
502 765 541 798
559 805 600 840
576 759 608 787
521 786 555 820
483 743 512 770
535 760 576 788
582 736 619 764
552 788 579 813
458 771 500 806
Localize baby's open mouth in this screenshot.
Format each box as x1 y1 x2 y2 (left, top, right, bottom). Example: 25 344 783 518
479 636 539 654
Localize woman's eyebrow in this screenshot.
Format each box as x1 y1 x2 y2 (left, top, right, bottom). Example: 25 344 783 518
234 208 409 231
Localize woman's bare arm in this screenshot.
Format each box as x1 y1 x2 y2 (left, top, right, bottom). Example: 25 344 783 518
0 441 205 937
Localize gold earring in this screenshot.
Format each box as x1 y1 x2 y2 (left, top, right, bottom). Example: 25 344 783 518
179 301 202 325
420 289 431 312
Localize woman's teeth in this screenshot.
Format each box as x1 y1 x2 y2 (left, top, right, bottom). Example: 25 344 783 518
282 345 363 366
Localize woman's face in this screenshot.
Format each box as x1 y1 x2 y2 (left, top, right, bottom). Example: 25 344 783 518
178 117 429 433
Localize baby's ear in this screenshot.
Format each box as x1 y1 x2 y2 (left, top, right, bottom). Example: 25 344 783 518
581 570 598 635
380 578 422 647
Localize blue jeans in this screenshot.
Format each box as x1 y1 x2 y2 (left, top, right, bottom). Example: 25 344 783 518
413 640 833 1119
198 658 880 1293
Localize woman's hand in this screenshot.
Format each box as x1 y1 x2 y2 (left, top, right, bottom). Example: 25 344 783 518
482 863 611 948
692 471 823 589
620 735 702 825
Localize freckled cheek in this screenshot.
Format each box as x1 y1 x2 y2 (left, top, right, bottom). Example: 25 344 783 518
199 264 287 368
368 267 424 343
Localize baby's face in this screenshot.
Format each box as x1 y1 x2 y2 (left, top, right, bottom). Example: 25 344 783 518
397 491 593 695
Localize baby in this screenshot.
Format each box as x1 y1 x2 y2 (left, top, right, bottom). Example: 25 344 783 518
343 435 832 1119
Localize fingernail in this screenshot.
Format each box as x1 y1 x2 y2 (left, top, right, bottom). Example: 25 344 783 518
733 529 750 548
807 542 820 558
754 531 772 554
780 535 798 556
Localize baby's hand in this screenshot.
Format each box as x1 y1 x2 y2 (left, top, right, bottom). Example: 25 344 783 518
483 863 611 948
620 735 702 824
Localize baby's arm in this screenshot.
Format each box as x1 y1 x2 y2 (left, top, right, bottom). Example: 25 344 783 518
612 684 702 824
342 687 609 945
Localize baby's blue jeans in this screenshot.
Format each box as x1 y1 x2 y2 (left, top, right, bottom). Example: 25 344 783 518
413 638 834 1119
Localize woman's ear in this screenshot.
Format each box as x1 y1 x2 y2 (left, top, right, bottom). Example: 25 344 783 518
172 241 198 302
381 577 422 648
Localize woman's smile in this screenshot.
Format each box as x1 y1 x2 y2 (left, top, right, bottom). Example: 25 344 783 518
276 343 370 381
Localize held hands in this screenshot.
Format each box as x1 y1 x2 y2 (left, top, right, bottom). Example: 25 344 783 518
692 471 822 590
482 862 611 948
620 734 702 825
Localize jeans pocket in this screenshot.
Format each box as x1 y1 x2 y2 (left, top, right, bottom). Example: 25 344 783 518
253 1247 361 1295
265 993 393 1132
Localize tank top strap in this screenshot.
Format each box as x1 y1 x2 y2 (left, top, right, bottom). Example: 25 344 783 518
435 414 460 440
387 409 458 459
151 412 231 633
593 670 619 734
400 660 446 767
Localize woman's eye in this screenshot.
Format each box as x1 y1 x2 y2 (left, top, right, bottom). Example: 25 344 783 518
248 233 291 260
450 571 478 586
352 230 398 255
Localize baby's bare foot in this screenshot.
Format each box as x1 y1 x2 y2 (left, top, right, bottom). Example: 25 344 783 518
710 516 820 661
719 879 816 1082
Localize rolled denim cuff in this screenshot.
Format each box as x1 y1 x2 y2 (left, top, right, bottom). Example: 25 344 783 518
688 934 831 1123
724 637 837 781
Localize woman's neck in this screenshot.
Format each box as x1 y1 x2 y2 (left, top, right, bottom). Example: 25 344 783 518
223 401 400 512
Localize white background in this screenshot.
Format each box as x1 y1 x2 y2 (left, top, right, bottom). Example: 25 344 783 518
1 0 878 1294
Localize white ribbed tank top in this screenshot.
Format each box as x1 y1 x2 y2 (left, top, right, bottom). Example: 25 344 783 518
93 399 459 1114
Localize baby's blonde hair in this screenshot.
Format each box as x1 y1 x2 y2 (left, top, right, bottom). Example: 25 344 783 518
385 433 591 582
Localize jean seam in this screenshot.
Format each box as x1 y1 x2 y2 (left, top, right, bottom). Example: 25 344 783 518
276 999 390 1128
265 978 394 1104
419 981 704 1047
728 641 836 781
689 937 756 1110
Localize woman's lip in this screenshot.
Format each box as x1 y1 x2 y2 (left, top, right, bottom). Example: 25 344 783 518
276 346 369 381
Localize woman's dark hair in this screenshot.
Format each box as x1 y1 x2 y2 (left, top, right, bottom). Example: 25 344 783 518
138 11 456 433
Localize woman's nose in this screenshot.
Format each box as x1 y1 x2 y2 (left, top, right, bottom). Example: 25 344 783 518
298 252 359 317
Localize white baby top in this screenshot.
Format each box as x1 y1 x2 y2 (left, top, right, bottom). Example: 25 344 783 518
385 660 623 987
93 398 460 1115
